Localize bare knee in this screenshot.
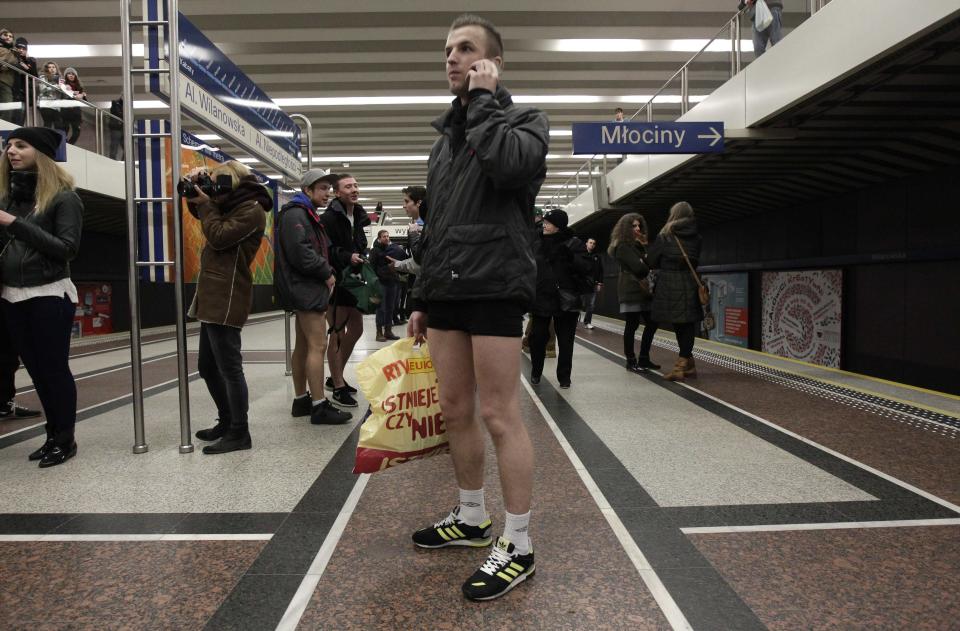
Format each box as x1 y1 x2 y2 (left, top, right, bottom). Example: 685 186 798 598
479 404 516 441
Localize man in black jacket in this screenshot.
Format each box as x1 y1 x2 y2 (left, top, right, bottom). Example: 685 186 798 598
581 237 603 329
318 173 370 408
407 14 547 602
11 38 38 126
368 229 400 342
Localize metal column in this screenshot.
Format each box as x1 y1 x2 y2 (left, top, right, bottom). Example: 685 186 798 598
121 0 193 454
285 114 314 377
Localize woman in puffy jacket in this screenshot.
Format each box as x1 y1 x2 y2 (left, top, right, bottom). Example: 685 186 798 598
529 209 593 389
60 67 86 144
0 127 82 468
648 201 703 381
609 213 660 373
274 169 350 426
37 61 64 132
185 160 270 454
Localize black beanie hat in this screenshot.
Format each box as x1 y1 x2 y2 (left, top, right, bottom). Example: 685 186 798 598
6 127 63 161
15 37 28 47
543 208 569 231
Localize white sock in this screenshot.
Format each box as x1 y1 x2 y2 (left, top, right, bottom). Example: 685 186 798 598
458 488 487 526
504 511 531 554
295 393 310 401
312 399 327 407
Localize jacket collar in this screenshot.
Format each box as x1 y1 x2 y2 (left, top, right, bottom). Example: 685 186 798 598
431 84 514 134
327 197 370 227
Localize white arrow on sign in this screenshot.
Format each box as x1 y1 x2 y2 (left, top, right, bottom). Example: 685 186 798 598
697 126 722 147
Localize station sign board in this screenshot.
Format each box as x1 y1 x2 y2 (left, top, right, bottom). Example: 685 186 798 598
572 121 724 155
143 2 302 177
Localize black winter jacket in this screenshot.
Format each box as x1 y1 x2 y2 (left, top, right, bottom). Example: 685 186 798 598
532 231 592 317
648 218 703 324
613 242 652 309
0 174 82 289
417 86 549 306
274 193 334 312
319 197 370 273
368 240 399 285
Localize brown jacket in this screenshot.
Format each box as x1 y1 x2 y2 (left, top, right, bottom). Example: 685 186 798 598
188 178 271 328
0 46 18 87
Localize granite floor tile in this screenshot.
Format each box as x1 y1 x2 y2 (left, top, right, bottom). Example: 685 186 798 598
690 525 960 631
52 512 185 534
171 512 288 534
0 513 73 534
0 540 264 630
206 573 305 631
655 566 767 631
244 511 339 576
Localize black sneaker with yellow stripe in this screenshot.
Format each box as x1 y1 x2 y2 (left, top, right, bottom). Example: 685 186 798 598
411 506 493 549
462 536 535 601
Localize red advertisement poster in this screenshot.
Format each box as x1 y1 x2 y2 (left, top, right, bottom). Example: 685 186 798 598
73 283 114 338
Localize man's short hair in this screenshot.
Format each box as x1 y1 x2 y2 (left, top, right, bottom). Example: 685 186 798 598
615 107 624 114
334 173 354 190
449 14 504 59
378 229 389 238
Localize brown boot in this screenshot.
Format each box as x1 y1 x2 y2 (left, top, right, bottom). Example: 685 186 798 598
376 326 387 342
683 356 697 378
664 358 687 381
384 326 400 341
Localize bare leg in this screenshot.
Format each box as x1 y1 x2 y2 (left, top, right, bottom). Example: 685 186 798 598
327 307 363 388
428 328 485 491
291 316 307 396
472 335 532 515
297 311 329 398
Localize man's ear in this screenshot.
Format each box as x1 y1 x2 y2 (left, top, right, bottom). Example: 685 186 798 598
492 56 504 71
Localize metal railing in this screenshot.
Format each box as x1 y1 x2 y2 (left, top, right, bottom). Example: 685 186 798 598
0 59 123 160
548 1 832 208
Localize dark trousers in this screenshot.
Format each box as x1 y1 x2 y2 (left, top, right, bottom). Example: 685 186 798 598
582 291 597 324
0 307 20 403
2 297 77 444
624 311 659 359
198 322 249 430
109 129 124 160
674 322 697 358
376 282 398 328
530 311 579 383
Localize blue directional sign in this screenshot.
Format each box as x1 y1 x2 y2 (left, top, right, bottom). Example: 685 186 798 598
572 122 725 155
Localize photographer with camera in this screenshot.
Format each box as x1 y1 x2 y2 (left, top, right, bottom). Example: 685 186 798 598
319 173 370 409
182 161 271 455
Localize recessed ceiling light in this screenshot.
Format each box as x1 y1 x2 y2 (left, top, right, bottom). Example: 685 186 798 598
550 39 754 53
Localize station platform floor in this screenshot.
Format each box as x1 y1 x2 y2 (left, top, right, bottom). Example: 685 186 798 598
1 311 958 630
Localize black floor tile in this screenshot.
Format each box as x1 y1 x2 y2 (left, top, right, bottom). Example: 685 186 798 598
203 573 303 631
590 467 658 509
657 566 767 631
711 502 848 527
52 513 186 534
172 512 288 535
0 513 73 534
244 511 338 576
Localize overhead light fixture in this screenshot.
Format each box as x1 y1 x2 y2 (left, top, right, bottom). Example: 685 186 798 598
550 130 573 137
194 134 222 141
549 39 754 53
28 44 145 58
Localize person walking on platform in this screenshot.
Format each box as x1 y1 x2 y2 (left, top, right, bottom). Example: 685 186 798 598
369 229 401 342
407 14 548 602
319 174 370 409
185 161 270 454
581 237 603 329
529 209 592 388
0 127 82 467
609 213 660 373
274 168 351 426
740 0 784 57
521 208 555 358
648 202 703 381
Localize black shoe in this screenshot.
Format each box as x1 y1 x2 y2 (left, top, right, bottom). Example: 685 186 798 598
291 394 312 418
311 400 352 425
0 400 41 419
626 358 638 372
38 442 77 468
461 537 535 601
325 377 357 394
202 430 252 455
331 387 359 408
28 438 55 462
412 506 493 549
530 374 541 385
637 356 661 370
559 382 571 389
195 421 228 442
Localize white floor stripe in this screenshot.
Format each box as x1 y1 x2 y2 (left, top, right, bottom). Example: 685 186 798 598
520 376 693 631
575 335 960 517
682 518 960 535
0 533 273 542
275 473 370 631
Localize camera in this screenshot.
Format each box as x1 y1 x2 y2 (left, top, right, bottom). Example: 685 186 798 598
176 173 233 198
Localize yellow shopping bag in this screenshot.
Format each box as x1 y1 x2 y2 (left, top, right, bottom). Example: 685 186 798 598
353 337 448 474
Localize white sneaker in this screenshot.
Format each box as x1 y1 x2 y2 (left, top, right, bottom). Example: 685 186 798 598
585 324 595 330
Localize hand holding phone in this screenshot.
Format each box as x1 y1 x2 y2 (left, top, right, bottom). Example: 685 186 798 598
467 59 499 93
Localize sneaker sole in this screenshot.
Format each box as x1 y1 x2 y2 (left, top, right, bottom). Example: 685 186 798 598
414 536 493 549
331 399 359 409
465 565 535 601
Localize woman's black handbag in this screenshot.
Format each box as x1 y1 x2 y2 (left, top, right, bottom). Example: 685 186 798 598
557 288 583 312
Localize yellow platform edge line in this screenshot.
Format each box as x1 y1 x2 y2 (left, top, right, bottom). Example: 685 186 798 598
593 315 960 417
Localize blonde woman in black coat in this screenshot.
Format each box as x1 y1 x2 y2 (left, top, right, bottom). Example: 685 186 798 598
647 202 702 381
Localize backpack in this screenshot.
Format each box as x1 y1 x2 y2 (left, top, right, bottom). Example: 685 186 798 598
339 261 382 315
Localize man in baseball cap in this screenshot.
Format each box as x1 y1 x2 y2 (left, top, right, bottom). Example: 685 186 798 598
300 168 338 191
